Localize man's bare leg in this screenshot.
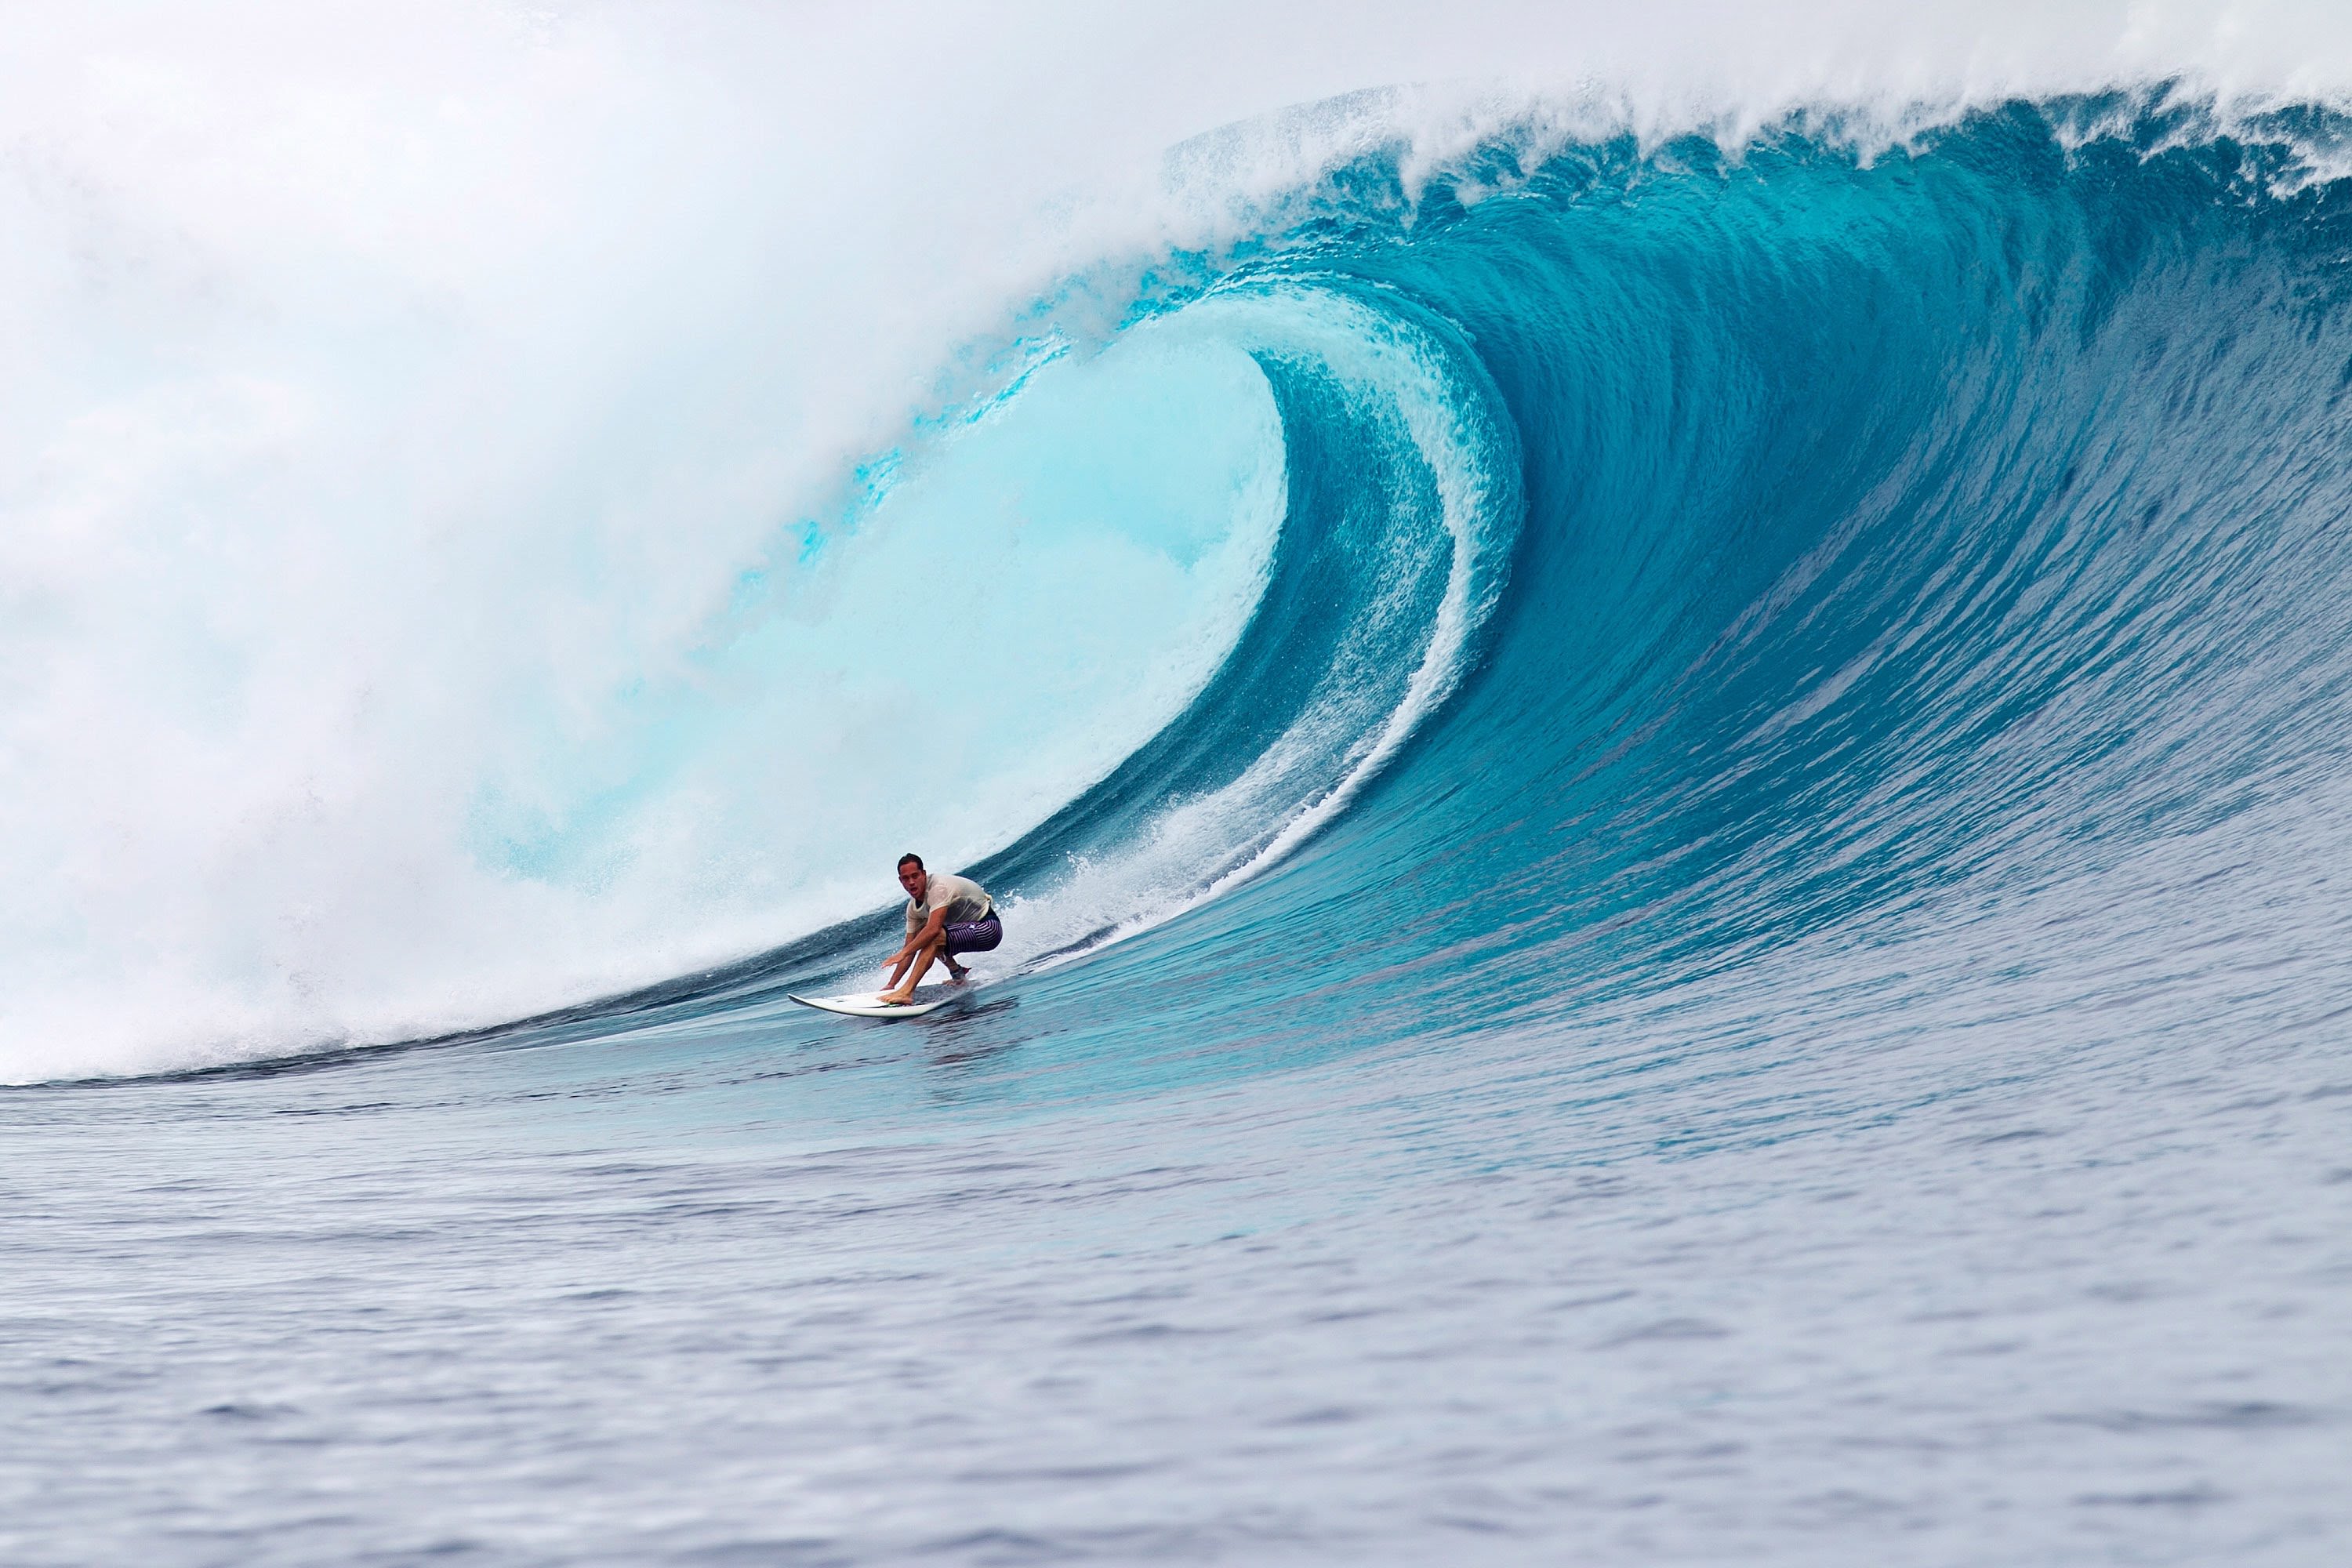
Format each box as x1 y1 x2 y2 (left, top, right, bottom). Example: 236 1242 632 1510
880 934 945 1004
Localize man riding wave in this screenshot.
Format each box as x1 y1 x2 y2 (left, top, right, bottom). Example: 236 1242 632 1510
878 853 1001 1004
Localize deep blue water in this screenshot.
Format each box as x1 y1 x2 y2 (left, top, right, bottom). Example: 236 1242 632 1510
9 98 2352 1564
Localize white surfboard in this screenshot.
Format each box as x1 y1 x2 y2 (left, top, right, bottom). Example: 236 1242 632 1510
787 984 969 1019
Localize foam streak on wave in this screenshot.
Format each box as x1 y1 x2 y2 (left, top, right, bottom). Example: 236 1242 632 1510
985 281 1522 974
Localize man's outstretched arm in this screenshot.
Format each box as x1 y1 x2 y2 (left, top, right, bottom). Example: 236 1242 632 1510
883 909 949 985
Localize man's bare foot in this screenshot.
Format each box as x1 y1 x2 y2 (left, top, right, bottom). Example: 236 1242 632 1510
945 964 970 984
877 990 915 1007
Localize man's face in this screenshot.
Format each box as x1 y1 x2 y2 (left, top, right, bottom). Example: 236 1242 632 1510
898 862 927 902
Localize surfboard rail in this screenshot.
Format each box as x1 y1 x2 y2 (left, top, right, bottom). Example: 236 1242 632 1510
787 985 968 1019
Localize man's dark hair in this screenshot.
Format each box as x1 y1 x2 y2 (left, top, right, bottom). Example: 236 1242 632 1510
897 853 924 873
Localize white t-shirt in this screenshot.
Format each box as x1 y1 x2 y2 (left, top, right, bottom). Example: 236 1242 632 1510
905 871 993 935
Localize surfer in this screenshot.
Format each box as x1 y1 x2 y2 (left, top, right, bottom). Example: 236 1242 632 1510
878 853 1001 1004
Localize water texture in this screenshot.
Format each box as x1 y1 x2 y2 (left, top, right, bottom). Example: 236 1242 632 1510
8 97 2352 1565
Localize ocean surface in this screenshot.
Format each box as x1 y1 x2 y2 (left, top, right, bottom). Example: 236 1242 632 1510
9 74 2352 1566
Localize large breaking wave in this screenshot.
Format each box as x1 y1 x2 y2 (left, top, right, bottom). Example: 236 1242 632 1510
12 71 2352 1082
688 96 2352 1083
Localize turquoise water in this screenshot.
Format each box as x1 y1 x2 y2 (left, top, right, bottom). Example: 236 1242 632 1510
9 99 2352 1563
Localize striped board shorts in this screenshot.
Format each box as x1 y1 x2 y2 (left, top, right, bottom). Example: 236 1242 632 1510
943 911 1003 956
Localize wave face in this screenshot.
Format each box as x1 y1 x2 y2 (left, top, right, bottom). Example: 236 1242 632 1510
14 67 2352 1086
517 96 2352 1094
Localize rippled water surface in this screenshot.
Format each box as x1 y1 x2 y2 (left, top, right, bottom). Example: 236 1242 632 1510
10 944 2350 1564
